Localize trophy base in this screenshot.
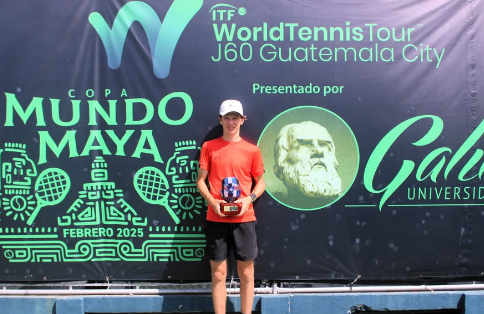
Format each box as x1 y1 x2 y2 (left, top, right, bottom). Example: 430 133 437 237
222 203 241 216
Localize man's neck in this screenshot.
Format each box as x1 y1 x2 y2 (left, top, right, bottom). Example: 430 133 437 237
222 132 242 142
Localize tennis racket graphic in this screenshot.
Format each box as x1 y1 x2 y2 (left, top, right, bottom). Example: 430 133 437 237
133 167 180 224
27 168 71 225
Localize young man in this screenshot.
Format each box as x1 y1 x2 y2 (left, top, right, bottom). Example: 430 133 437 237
196 99 265 314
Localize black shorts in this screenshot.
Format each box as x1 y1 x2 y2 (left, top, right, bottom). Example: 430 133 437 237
204 220 258 262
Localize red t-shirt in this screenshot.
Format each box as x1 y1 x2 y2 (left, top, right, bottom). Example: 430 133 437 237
199 137 265 223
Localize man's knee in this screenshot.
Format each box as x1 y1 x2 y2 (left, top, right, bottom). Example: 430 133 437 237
212 268 227 282
237 261 254 283
211 261 228 282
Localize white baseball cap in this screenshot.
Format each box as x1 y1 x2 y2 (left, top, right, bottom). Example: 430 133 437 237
219 99 244 117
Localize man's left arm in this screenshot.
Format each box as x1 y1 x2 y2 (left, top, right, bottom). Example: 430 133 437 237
236 174 265 216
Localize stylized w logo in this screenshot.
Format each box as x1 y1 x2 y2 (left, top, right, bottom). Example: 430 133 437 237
89 0 203 79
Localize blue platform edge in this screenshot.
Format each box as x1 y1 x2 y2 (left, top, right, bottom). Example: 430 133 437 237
1 291 482 314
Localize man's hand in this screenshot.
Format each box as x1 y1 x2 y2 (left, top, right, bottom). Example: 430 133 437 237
235 196 252 216
209 198 227 217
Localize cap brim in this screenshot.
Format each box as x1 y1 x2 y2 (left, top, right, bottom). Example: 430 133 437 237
220 110 244 116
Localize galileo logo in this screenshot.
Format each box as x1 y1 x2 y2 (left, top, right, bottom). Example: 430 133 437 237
89 0 203 79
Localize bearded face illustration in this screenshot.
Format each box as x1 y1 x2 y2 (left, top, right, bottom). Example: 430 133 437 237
274 121 342 198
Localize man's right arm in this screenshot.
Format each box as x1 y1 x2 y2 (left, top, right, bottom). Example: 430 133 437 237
196 168 225 217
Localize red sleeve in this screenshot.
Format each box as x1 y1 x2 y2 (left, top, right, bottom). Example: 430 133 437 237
251 147 265 177
199 142 210 171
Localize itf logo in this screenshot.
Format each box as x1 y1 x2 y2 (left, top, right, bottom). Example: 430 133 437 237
89 0 203 79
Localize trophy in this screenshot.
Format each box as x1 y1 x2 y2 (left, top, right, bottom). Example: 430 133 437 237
220 177 242 215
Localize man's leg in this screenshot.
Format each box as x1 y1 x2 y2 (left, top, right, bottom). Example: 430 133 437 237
237 260 254 314
211 259 228 314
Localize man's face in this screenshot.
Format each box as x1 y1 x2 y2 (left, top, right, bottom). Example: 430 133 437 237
279 122 342 198
219 113 245 136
